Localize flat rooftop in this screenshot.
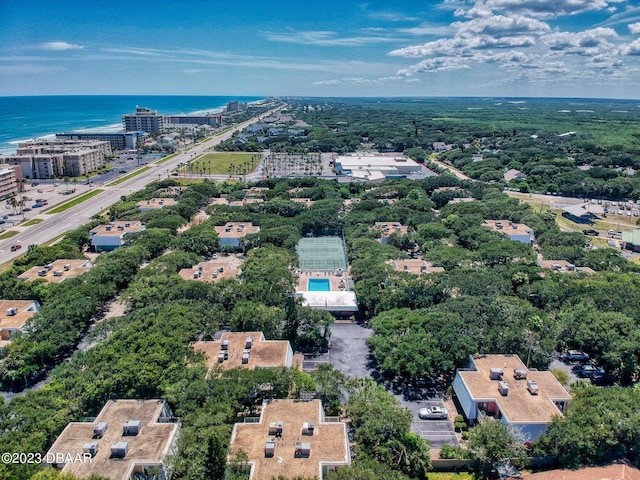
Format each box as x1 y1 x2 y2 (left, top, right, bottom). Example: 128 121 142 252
537 258 595 275
483 219 534 238
386 259 444 275
192 332 292 371
458 354 571 424
335 154 420 169
524 461 640 480
136 198 177 210
18 259 92 283
230 399 350 480
90 221 145 237
179 255 244 282
45 399 179 480
214 222 260 239
0 300 39 346
374 222 409 236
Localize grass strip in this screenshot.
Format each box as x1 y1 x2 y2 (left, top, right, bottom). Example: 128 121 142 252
45 190 104 214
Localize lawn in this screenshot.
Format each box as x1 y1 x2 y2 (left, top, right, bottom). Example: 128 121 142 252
0 230 19 240
426 473 474 480
22 218 43 226
45 189 104 214
186 152 260 175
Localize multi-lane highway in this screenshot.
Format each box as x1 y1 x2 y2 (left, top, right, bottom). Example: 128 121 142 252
0 107 281 264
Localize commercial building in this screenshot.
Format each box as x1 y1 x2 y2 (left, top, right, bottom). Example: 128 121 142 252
90 221 145 252
214 222 260 248
45 399 180 480
192 331 295 373
18 259 92 283
56 132 143 151
179 256 244 282
230 399 350 480
452 354 571 441
123 106 164 133
561 203 604 225
0 299 40 349
136 198 178 211
334 154 422 182
482 220 535 244
622 229 640 252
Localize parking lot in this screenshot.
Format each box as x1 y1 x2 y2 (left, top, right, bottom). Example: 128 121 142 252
304 322 460 448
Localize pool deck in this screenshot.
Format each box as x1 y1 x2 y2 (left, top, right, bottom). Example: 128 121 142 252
296 271 348 292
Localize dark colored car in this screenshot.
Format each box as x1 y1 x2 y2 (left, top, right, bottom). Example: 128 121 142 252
582 229 599 236
10 244 22 251
578 364 605 378
591 373 616 386
119 170 127 174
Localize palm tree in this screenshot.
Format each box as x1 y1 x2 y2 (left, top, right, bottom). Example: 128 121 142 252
7 195 18 215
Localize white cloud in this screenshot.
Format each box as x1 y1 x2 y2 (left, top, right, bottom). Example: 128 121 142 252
542 27 618 55
262 29 396 47
367 11 420 22
452 14 551 35
455 0 625 18
390 34 535 58
39 41 84 51
629 22 640 34
619 38 640 55
398 56 472 75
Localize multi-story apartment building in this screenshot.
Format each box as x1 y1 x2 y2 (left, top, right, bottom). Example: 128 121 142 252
122 106 163 133
0 166 21 201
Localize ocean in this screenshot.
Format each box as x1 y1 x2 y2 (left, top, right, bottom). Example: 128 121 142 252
0 95 264 154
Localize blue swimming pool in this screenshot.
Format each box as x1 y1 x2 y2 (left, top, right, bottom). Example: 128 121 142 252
308 278 331 291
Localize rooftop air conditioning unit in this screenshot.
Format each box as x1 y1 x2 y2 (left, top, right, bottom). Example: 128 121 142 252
221 340 229 350
245 337 254 349
268 421 283 437
265 438 276 458
53 270 64 277
498 381 509 396
63 264 71 271
123 420 141 436
566 263 575 271
242 352 250 364
105 226 112 231
294 442 311 458
38 269 48 277
111 441 128 459
93 422 108 437
6 307 18 316
44 263 53 270
83 442 99 457
513 369 528 380
117 226 125 231
302 422 315 436
489 368 504 380
527 380 539 395
124 223 131 227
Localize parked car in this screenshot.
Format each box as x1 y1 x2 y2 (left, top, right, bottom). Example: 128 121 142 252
591 373 616 386
577 364 605 378
582 229 599 236
418 406 448 420
10 244 22 251
564 350 589 362
31 203 43 208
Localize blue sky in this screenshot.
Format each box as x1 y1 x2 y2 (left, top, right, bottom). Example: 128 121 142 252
2 0 640 98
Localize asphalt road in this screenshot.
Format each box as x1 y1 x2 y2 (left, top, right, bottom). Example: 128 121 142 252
0 107 281 264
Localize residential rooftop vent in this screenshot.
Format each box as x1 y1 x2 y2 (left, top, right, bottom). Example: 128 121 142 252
265 438 276 458
111 441 128 459
490 368 504 380
498 381 509 396
122 420 141 436
294 442 311 458
302 422 315 436
268 421 283 437
83 442 99 457
93 422 108 438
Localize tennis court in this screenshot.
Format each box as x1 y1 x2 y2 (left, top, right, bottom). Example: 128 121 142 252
296 236 348 271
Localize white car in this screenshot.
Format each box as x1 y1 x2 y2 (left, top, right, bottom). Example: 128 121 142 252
418 406 448 420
